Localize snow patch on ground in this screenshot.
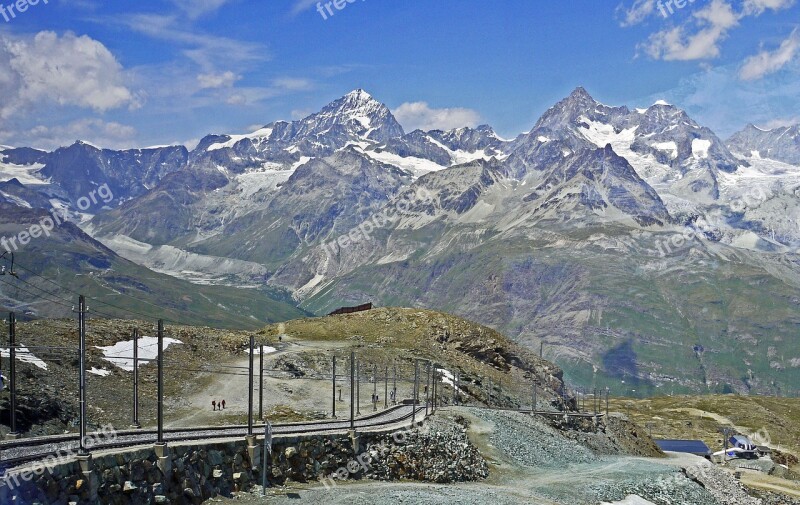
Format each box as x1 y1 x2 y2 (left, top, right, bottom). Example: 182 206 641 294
0 346 48 370
653 141 678 159
291 156 312 170
577 116 675 181
436 367 461 392
96 337 183 371
235 168 294 198
361 149 447 177
244 346 278 355
0 160 47 185
207 127 274 151
692 139 711 159
89 367 112 377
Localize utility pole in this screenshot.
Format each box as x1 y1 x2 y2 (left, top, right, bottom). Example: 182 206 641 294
78 297 88 454
8 312 18 438
157 319 164 446
412 359 419 424
393 364 397 405
132 328 141 429
349 352 355 430
431 367 437 413
248 335 254 437
332 355 337 418
356 360 361 416
384 365 388 409
372 364 377 412
454 372 460 406
259 344 264 422
425 362 431 416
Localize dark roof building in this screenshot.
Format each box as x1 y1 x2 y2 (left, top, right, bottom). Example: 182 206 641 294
655 439 712 458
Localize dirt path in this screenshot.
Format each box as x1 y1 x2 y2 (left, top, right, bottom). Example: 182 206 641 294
740 471 800 498
165 337 404 428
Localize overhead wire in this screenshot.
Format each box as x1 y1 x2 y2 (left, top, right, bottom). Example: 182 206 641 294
11 260 248 326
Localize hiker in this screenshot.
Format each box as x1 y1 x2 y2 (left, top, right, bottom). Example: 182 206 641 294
221 399 226 410
212 400 216 411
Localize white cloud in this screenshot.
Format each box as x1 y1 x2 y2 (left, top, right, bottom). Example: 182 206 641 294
271 77 314 91
616 0 656 27
291 108 313 120
124 14 267 72
739 29 800 80
226 93 247 105
290 0 318 16
6 119 138 150
741 0 796 15
631 0 797 61
218 78 313 106
197 70 241 89
171 0 232 19
392 102 481 132
0 31 138 119
640 0 739 60
619 0 795 25
758 117 800 129
642 62 800 137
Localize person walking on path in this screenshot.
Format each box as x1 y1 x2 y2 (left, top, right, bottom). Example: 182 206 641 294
212 400 216 411
221 399 226 410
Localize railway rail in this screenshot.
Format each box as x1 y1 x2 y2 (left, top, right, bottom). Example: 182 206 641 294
0 404 426 472
0 403 602 474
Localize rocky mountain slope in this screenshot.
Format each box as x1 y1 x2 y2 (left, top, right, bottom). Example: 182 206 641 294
728 124 800 165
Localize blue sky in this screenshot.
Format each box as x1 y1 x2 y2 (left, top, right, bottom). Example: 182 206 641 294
0 0 798 150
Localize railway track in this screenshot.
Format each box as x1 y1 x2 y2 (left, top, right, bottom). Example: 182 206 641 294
0 405 597 473
0 404 426 472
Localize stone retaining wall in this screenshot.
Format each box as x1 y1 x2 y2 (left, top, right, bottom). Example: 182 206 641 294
1 422 487 504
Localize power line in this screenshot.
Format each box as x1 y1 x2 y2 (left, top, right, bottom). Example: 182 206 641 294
11 260 245 326
8 263 173 322
8 274 120 320
0 276 74 310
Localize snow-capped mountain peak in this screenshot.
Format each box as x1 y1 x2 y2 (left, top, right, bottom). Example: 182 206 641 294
728 123 800 165
306 88 404 141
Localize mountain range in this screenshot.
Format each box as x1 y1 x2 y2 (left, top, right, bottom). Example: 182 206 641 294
1 87 799 396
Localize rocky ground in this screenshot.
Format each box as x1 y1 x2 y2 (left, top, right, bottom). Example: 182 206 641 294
215 407 792 505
